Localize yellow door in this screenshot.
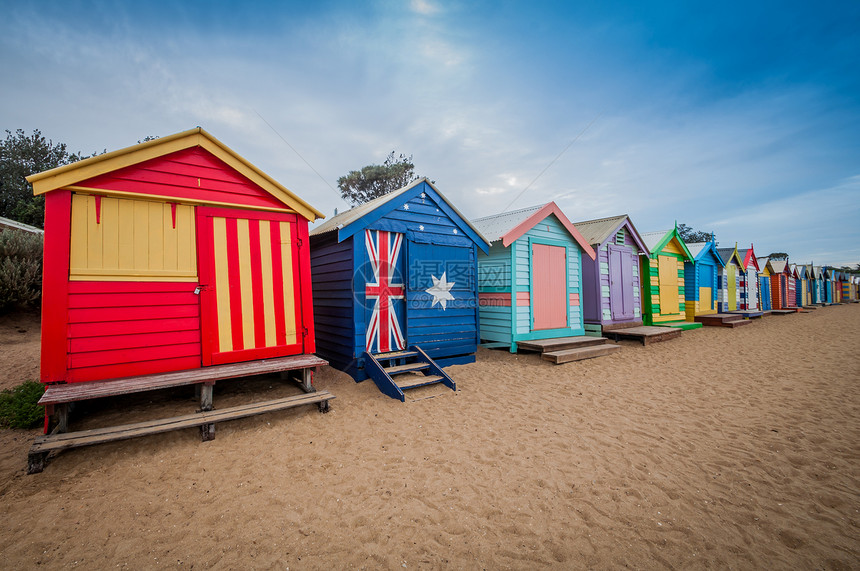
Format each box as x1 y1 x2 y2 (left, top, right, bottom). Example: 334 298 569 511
658 255 679 315
728 264 737 311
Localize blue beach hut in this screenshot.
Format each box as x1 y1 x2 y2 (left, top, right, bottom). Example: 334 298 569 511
683 241 725 320
309 178 489 401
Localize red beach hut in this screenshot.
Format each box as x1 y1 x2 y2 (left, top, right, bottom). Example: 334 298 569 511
25 128 332 472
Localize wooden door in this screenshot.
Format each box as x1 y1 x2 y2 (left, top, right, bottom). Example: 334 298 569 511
699 266 713 310
197 207 305 366
364 229 407 354
727 264 737 311
747 270 758 309
532 243 568 330
657 255 679 315
609 245 634 320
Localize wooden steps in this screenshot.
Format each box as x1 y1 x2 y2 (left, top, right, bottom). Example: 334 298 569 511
695 313 753 328
726 310 765 318
603 326 682 345
654 321 703 330
542 344 621 364
517 336 609 352
364 345 455 401
28 391 334 474
516 336 621 365
770 309 796 315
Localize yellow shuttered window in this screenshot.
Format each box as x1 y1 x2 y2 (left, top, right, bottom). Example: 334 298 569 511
69 194 197 281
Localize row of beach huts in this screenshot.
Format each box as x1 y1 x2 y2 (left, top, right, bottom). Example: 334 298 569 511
21 129 859 472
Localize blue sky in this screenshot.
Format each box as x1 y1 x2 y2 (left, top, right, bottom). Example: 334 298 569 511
1 0 858 266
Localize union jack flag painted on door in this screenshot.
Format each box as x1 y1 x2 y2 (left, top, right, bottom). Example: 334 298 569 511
365 229 406 353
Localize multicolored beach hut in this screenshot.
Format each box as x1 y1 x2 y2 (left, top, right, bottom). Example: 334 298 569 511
823 267 834 303
716 246 746 312
308 178 489 400
640 228 694 326
769 260 796 309
757 257 773 310
29 128 324 386
810 266 825 304
471 203 595 351
736 245 761 310
683 241 724 320
572 214 650 333
834 271 844 303
794 265 811 307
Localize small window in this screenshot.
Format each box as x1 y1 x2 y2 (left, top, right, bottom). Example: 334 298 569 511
615 229 625 245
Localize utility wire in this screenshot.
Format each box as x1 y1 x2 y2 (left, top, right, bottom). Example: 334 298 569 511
254 110 341 197
502 110 604 212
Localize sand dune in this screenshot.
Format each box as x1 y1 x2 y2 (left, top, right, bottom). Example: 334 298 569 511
0 305 857 569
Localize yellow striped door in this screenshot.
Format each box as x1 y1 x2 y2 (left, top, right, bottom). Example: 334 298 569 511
198 208 303 365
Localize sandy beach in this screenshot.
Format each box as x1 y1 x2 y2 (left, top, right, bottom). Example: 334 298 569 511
0 304 857 569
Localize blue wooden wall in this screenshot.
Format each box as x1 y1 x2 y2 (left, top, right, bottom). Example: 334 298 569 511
309 231 357 374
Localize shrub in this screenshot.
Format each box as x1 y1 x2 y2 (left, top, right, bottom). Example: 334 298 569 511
0 380 44 429
0 228 43 313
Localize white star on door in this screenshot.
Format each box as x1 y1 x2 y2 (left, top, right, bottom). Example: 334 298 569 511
426 272 455 310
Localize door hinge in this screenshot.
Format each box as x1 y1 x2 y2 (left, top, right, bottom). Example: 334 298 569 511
302 327 309 337
296 237 303 247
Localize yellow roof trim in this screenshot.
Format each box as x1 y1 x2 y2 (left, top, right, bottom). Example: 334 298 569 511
66 186 298 215
27 127 324 222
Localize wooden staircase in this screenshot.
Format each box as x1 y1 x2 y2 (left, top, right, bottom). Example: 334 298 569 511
694 313 753 328
517 336 621 364
364 345 456 402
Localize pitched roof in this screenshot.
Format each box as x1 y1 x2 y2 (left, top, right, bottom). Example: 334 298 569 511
641 230 671 252
685 241 725 266
770 260 788 274
471 204 543 243
309 178 489 252
0 216 43 234
471 202 595 259
716 246 746 269
572 214 649 254
737 245 760 271
26 127 324 221
641 228 694 262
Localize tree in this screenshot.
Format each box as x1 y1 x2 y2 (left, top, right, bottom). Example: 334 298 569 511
337 151 422 206
0 129 89 228
677 223 714 244
767 252 789 261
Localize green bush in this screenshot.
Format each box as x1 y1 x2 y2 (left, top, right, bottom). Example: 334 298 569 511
0 228 43 313
0 380 44 429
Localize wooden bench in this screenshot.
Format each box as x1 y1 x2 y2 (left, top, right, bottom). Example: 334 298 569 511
29 354 331 474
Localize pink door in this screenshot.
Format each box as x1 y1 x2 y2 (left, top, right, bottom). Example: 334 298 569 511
532 243 568 330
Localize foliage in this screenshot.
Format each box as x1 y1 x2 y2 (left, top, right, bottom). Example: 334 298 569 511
767 252 789 261
0 229 43 313
337 151 423 206
0 381 44 429
0 129 94 228
677 223 714 244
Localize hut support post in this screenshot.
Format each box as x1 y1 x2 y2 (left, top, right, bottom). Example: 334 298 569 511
199 382 215 441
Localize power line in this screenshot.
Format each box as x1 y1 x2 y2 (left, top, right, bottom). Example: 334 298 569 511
254 110 341 198
502 110 604 212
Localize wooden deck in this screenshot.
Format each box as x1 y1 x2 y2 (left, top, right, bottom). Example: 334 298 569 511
40 354 328 406
602 326 682 346
29 354 331 474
